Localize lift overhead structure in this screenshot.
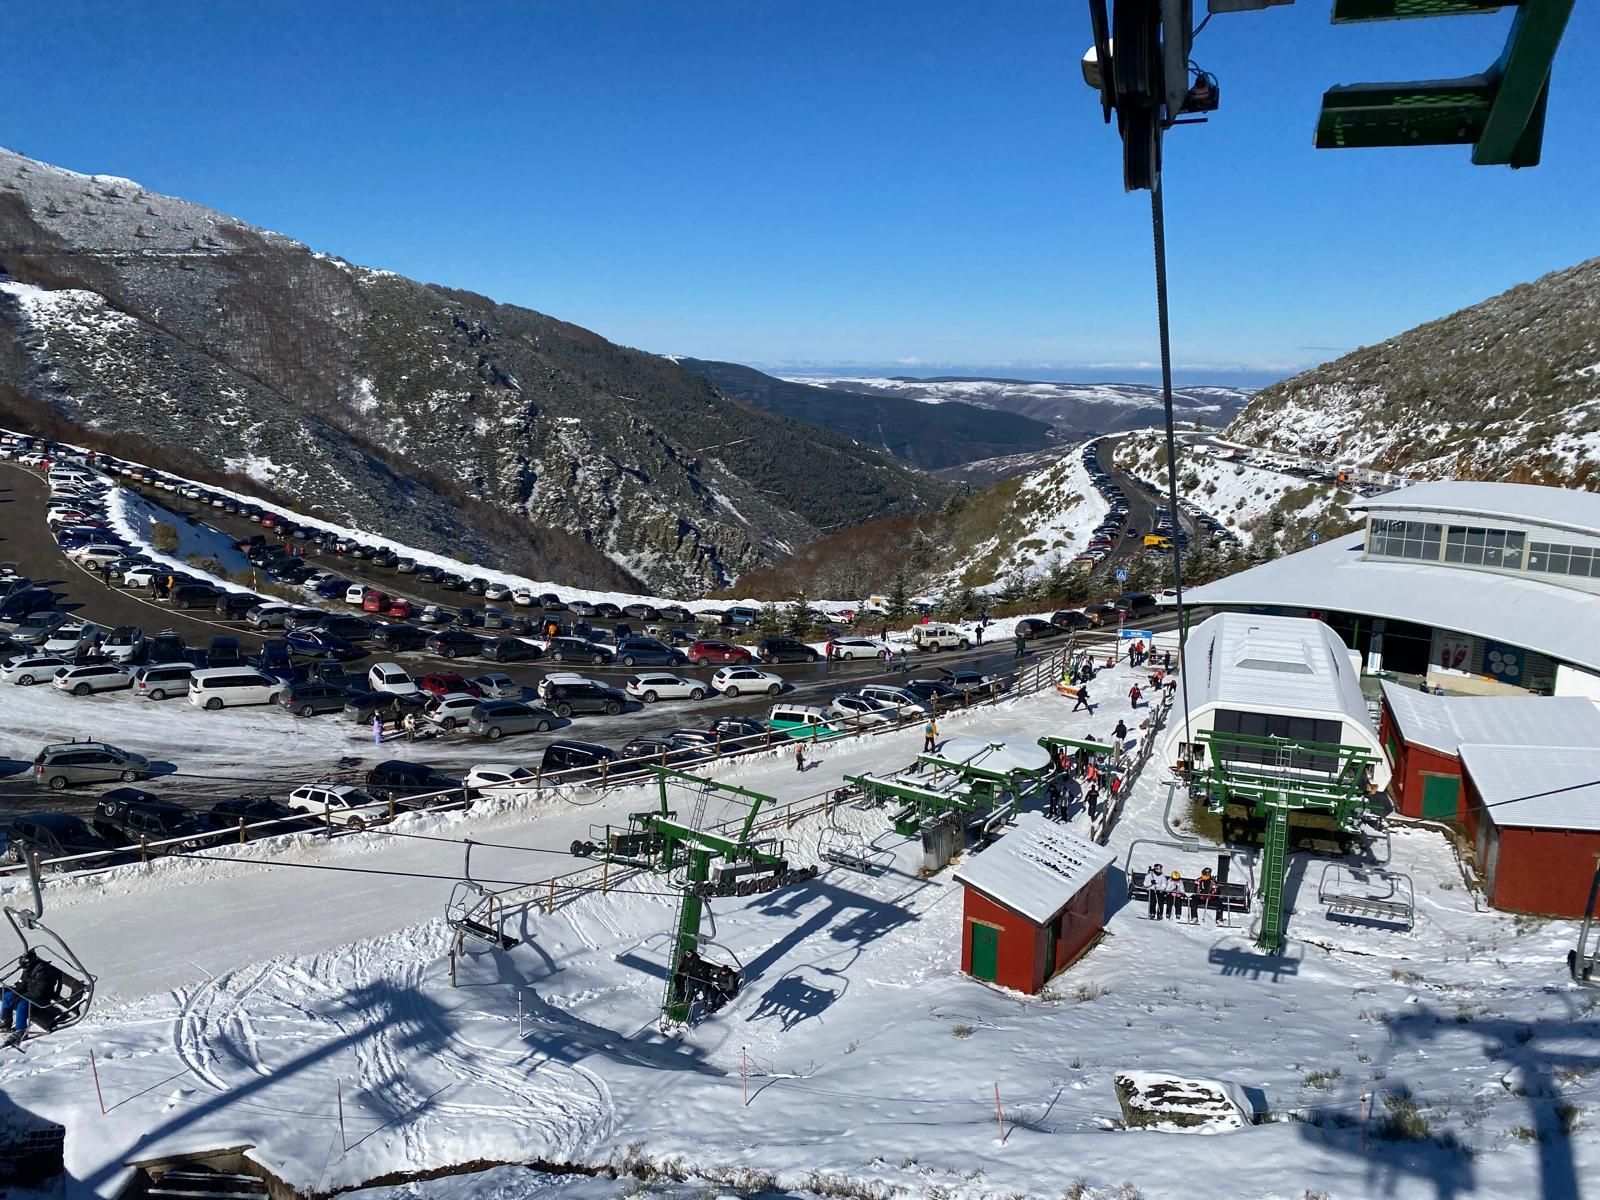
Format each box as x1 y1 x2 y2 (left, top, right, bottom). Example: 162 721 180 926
570 765 817 1030
1184 728 1384 954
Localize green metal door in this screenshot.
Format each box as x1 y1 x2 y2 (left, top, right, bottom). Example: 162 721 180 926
1420 773 1461 820
969 922 999 982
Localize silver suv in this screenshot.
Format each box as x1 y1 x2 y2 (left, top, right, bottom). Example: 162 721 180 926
34 740 152 791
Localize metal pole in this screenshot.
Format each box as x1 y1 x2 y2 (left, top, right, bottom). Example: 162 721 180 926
337 1078 347 1152
90 1048 106 1115
993 1082 1006 1145
1150 177 1193 758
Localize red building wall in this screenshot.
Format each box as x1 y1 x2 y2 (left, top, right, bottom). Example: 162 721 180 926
1461 774 1600 917
1379 699 1464 820
960 872 1108 994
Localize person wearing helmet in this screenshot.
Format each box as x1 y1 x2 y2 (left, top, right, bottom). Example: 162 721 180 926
1 949 63 1046
1164 870 1185 920
1192 866 1219 923
1143 862 1166 920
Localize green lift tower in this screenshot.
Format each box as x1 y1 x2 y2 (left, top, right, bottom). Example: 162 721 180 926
1186 729 1384 953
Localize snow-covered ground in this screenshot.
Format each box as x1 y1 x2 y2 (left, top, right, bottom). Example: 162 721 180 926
4 654 1594 1200
105 487 256 594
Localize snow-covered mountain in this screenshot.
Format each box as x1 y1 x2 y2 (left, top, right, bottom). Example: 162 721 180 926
1227 256 1600 487
785 374 1252 433
0 149 946 595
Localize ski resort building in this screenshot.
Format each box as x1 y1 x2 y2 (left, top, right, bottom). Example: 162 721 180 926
952 814 1113 994
1377 681 1600 821
1158 612 1391 790
1458 746 1600 917
1187 481 1600 698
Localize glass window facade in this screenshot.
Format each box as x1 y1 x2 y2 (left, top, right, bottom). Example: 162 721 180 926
1444 526 1526 569
1528 541 1600 578
1368 519 1442 562
1212 710 1344 773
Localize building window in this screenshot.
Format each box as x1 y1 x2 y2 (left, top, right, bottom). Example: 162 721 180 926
1444 526 1526 569
1528 541 1600 578
1368 519 1441 562
1212 709 1345 773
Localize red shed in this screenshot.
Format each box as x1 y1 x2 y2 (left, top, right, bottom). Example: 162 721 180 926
1379 682 1600 821
1458 745 1600 917
953 814 1114 994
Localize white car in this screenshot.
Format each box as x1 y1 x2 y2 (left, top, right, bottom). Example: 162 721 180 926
827 636 888 661
0 654 69 685
368 662 419 695
511 588 536 607
69 546 124 569
465 764 541 806
122 565 161 589
42 621 100 656
483 583 513 602
52 662 133 696
469 673 522 699
710 666 783 698
287 783 381 829
825 694 896 726
625 672 706 703
424 692 481 730
247 603 294 628
535 671 595 700
857 684 929 718
345 583 369 605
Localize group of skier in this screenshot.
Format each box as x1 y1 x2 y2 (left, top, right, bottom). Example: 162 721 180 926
1141 862 1224 924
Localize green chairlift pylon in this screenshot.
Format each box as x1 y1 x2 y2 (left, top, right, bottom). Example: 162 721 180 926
1187 730 1384 954
570 766 817 1029
844 741 1054 838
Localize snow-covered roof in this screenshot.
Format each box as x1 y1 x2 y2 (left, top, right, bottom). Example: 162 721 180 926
1182 611 1369 725
935 736 1054 775
1457 745 1600 832
1380 681 1600 757
1351 481 1600 539
1187 532 1600 674
953 814 1114 924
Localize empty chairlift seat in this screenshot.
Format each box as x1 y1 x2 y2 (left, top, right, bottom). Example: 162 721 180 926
1317 864 1416 929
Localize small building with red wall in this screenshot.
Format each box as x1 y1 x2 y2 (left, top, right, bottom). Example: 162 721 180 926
1378 682 1600 821
952 814 1114 994
1457 745 1600 917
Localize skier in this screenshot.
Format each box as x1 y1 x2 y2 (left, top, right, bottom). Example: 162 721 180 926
1113 718 1128 743
1165 870 1185 919
923 718 939 753
1 950 62 1046
1191 867 1218 924
1143 863 1165 920
794 743 806 773
1072 684 1093 713
1128 683 1143 709
1044 778 1061 821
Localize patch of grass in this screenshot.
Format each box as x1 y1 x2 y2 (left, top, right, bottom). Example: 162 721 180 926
1075 982 1111 1003
150 522 180 554
1379 1088 1431 1141
1304 1068 1343 1090
1391 968 1424 984
950 1023 976 1039
1184 796 1224 843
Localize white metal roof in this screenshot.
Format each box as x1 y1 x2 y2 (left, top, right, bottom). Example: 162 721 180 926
1380 681 1600 757
1457 745 1600 832
1182 612 1370 726
953 813 1114 924
1187 532 1600 674
936 737 1054 775
1350 480 1600 539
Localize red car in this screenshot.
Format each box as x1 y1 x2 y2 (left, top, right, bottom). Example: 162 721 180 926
688 639 753 667
386 598 413 619
417 672 481 698
362 591 391 614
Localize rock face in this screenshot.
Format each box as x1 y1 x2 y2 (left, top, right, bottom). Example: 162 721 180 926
1227 257 1600 488
0 149 944 595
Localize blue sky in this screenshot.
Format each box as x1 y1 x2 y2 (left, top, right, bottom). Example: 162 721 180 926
2 1 1594 385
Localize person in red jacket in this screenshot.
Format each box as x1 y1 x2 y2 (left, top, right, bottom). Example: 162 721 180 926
1191 867 1219 923
1128 683 1143 709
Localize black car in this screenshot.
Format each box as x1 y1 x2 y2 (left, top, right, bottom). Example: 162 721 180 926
364 760 464 806
3 813 133 868
539 740 618 782
1051 610 1092 630
1014 618 1058 640
904 678 966 709
280 680 353 716
482 636 539 663
620 735 699 767
341 690 430 724
538 593 566 612
208 795 322 836
547 636 610 665
169 583 220 610
141 630 189 666
208 636 244 668
416 566 444 584
215 592 261 619
593 602 622 619
467 577 490 595
371 623 430 652
705 716 770 751
544 681 626 718
756 636 820 664
439 573 466 591
426 629 483 659
92 789 218 851
317 614 374 642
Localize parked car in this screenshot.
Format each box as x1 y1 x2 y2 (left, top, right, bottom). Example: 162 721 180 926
367 662 419 695
207 636 244 668
2 813 132 868
1050 609 1092 630
539 740 618 782
825 636 886 661
547 636 611 665
624 673 706 703
1013 618 1058 640
467 672 522 699
1083 603 1119 626
706 716 769 747
614 637 684 668
169 583 221 610
132 662 195 700
768 704 848 740
938 668 1010 698
422 692 483 730
52 662 133 696
687 639 752 667
316 614 374 642
33 740 151 790
622 603 659 622
41 620 101 657
280 680 353 717
340 690 430 725
208 796 321 836
365 760 464 805
371 623 429 652
188 666 282 710
856 684 929 718
756 636 819 664
543 681 626 718
1114 591 1159 617
286 783 382 829
464 764 541 805
92 790 218 851
468 700 556 740
481 636 539 663
417 672 479 698
710 666 783 698
426 629 484 659
10 612 68 646
1 654 68 686
361 591 391 614
215 593 260 620
825 694 896 727
98 627 144 663
286 630 365 661
903 678 966 709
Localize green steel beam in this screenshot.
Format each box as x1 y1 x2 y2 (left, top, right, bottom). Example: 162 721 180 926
1038 736 1116 756
1332 0 1509 21
642 764 771 842
1316 79 1494 150
1473 0 1573 166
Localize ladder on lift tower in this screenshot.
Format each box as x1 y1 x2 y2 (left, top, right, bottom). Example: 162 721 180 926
1255 742 1295 955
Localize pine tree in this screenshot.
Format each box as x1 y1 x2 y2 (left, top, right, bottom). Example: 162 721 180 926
756 601 783 636
786 590 816 637
886 572 911 623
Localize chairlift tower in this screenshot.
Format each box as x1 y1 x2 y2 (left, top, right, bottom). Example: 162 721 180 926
1186 729 1383 953
570 766 816 1029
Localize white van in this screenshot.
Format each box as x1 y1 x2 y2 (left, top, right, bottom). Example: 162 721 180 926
188 667 281 710
768 703 847 739
368 662 418 696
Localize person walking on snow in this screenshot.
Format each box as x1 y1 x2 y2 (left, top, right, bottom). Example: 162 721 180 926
1113 718 1128 743
1144 863 1165 920
1109 774 1121 806
923 719 939 753
1014 632 1027 660
794 743 806 772
1128 683 1143 709
1085 783 1100 822
372 714 384 745
403 711 417 743
1072 684 1093 713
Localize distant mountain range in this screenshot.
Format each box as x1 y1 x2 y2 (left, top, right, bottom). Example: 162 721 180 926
785 375 1253 435
1227 256 1600 488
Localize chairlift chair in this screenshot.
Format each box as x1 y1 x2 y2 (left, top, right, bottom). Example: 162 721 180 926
443 840 517 951
1316 863 1416 931
1 855 94 1042
817 825 889 875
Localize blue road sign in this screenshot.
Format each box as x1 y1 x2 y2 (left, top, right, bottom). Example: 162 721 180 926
1119 628 1155 640
1115 568 1128 582
1310 531 1320 545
